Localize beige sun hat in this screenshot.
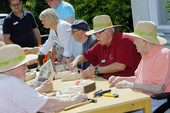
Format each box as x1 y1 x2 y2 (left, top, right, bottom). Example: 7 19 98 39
0 44 38 72
86 15 121 36
0 41 5 47
125 21 167 45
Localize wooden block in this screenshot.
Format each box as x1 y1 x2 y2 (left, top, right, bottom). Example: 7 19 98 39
55 65 66 72
61 71 83 81
83 81 96 93
24 71 36 82
23 47 39 55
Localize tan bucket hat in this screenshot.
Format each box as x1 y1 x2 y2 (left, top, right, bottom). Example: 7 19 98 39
0 41 5 47
125 21 167 45
0 44 38 72
86 15 121 36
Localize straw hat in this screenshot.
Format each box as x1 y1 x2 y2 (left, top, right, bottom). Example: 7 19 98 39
125 21 167 45
0 44 38 72
0 41 5 47
86 15 121 36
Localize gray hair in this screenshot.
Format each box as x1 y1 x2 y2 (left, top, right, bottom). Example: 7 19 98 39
39 8 59 25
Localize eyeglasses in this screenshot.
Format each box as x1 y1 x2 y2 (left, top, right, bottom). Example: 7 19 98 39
72 29 79 33
94 29 107 35
45 0 53 3
10 3 21 7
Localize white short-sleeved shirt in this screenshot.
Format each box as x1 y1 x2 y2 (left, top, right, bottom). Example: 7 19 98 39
40 20 82 57
0 74 47 113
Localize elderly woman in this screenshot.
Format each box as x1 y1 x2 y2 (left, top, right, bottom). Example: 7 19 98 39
39 8 82 64
108 21 170 112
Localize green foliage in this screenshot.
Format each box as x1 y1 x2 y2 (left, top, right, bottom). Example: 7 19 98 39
65 0 133 32
23 0 49 35
0 0 133 34
0 0 10 14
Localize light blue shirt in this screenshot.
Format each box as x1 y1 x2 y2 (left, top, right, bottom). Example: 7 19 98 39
53 1 75 22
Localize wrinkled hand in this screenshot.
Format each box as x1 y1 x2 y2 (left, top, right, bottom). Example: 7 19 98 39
72 93 88 104
37 80 53 93
115 80 134 89
82 67 95 78
67 61 77 71
108 76 123 86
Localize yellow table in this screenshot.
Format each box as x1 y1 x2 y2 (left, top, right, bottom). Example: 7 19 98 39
51 77 152 113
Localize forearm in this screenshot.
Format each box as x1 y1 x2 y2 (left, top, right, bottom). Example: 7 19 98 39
74 55 87 65
3 35 14 44
33 28 41 45
131 83 164 94
98 62 126 74
39 97 76 112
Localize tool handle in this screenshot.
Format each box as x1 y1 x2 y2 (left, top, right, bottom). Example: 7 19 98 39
64 100 91 110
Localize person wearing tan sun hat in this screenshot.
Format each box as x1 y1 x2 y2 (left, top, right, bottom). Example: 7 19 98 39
68 15 141 79
109 21 170 113
0 44 87 112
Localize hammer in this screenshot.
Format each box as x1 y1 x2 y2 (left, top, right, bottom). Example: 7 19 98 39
64 98 97 110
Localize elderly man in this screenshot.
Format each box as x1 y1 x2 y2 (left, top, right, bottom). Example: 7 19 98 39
68 15 141 79
108 21 170 112
0 44 87 112
67 20 98 69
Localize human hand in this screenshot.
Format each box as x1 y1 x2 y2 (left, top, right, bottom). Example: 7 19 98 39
115 80 134 89
36 80 53 93
82 66 95 78
108 76 124 87
72 93 88 104
67 61 77 71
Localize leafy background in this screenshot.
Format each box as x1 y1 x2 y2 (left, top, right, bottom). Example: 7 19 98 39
0 0 133 43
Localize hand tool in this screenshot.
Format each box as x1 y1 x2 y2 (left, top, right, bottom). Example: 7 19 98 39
64 98 97 110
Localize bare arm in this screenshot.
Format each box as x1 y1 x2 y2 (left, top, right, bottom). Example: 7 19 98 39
67 55 87 70
98 62 126 74
39 93 87 112
65 17 74 24
3 34 14 44
108 75 136 86
115 80 165 95
131 83 165 94
33 28 41 45
82 62 126 78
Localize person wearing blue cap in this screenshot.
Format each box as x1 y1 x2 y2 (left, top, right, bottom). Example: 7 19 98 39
67 20 98 70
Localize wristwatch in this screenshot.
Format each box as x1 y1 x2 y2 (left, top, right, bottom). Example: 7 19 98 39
95 66 99 75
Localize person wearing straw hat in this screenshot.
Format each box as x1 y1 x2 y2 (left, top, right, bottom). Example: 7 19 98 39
108 21 170 113
0 44 87 112
68 15 141 79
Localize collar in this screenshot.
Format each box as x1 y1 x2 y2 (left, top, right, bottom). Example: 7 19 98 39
106 28 120 48
11 10 25 19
